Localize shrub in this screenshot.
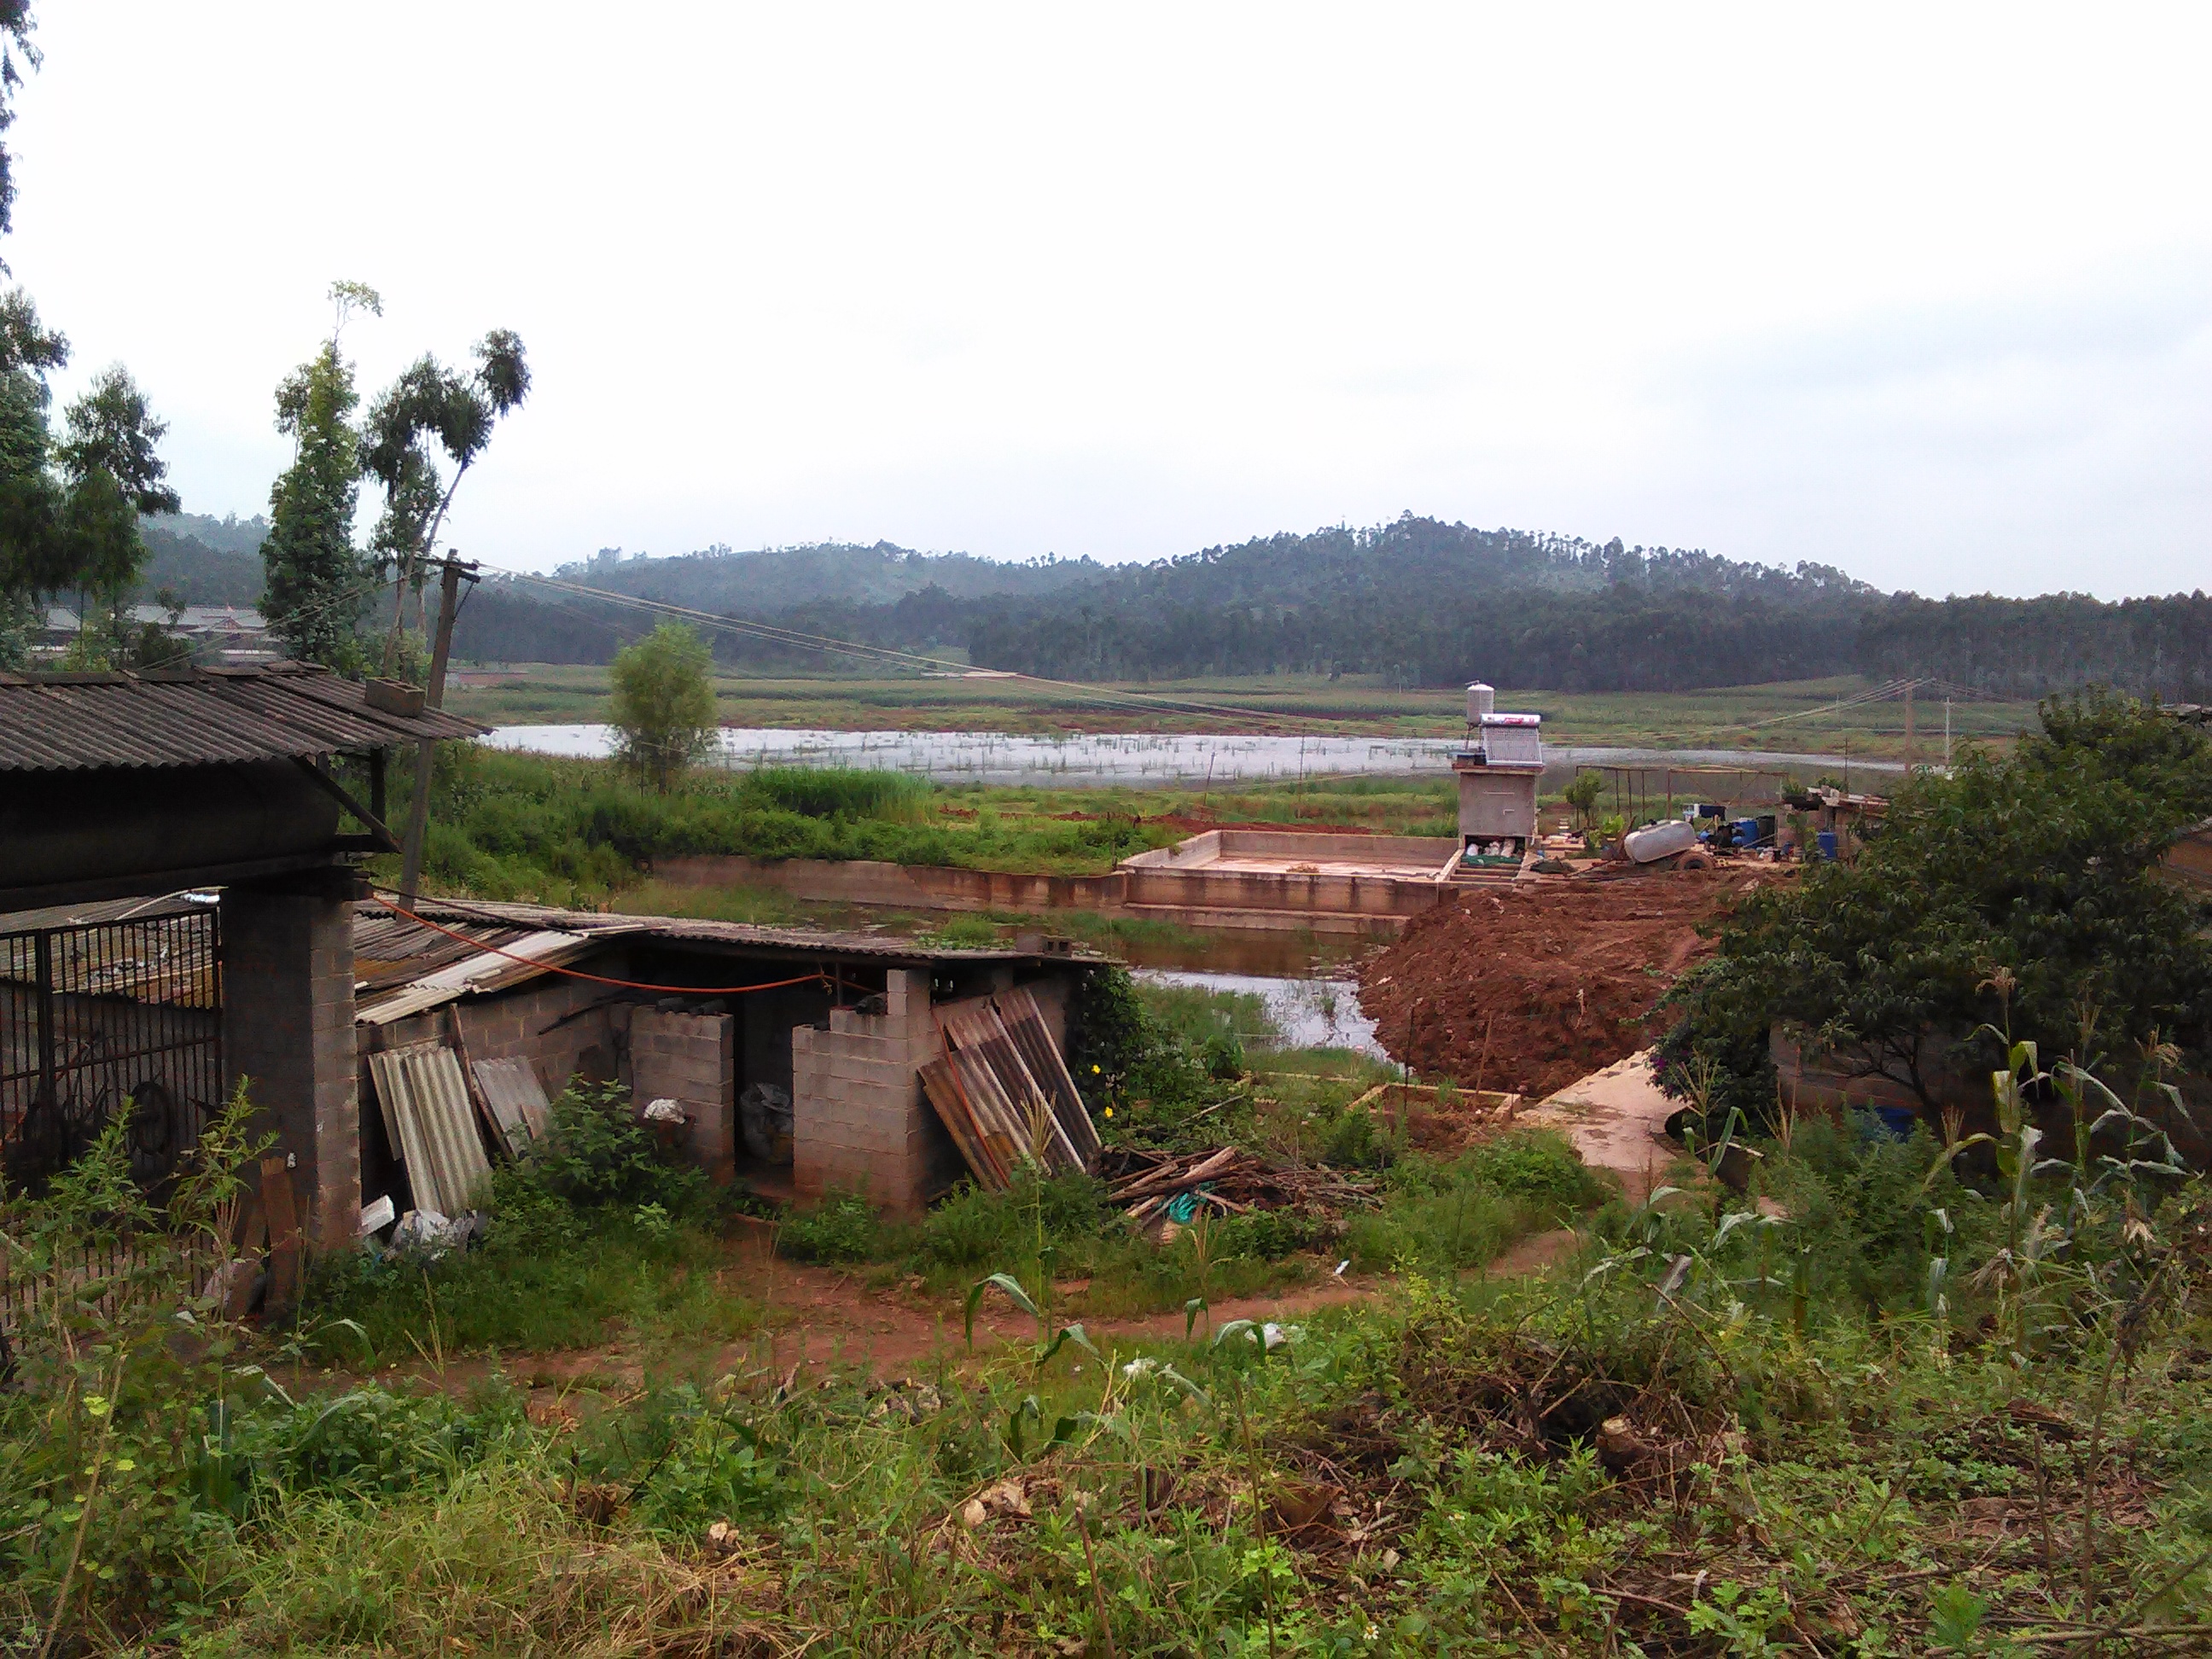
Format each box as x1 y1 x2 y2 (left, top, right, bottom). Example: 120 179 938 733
1464 1130 1613 1210
741 765 925 821
777 1191 888 1263
527 1080 710 1217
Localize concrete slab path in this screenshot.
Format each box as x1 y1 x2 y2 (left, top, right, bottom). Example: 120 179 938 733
1516 1047 1684 1204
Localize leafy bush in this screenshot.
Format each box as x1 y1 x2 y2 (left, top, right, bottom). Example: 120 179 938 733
1464 1130 1613 1210
1665 690 2212 1121
777 1191 889 1263
527 1080 711 1218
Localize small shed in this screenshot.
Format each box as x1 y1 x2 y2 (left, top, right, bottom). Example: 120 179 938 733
352 897 1103 1218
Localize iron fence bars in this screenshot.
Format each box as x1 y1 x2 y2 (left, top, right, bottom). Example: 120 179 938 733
0 907 223 1197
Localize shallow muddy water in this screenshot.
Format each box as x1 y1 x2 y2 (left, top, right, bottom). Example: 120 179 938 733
486 725 1903 785
1132 968 1386 1057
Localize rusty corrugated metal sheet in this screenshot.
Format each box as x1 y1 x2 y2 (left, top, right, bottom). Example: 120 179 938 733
367 1040 492 1216
356 930 606 1026
472 1057 551 1158
0 665 485 772
384 894 1108 966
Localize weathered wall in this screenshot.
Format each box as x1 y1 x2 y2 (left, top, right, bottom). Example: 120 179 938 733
655 856 1124 914
791 968 951 1214
632 1006 737 1183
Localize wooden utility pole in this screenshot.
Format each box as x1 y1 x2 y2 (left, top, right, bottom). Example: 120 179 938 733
399 556 476 904
1903 680 1916 770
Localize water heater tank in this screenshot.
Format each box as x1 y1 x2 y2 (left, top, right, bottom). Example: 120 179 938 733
1466 682 1495 723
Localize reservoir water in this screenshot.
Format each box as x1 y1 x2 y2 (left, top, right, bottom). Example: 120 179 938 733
486 725 1903 785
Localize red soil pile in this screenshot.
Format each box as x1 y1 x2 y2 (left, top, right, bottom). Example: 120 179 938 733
1356 870 1782 1102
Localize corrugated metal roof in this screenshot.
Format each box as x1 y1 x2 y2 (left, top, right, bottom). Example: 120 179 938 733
394 895 1103 965
351 896 1102 1024
358 929 623 1026
0 893 213 934
368 1040 494 1216
0 663 485 772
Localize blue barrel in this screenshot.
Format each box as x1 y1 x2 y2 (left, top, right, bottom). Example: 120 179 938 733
1733 818 1761 846
1815 830 1839 860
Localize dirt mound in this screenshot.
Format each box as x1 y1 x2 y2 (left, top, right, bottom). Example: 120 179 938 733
1357 870 1773 1100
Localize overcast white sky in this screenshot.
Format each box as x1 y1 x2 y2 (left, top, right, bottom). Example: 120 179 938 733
13 4 2209 597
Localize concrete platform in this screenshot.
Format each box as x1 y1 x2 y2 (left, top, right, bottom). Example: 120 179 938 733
1117 830 1458 928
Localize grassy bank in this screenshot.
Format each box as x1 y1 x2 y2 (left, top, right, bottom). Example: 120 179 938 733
447 666 2040 758
10 1056 2212 1651
397 745 1461 905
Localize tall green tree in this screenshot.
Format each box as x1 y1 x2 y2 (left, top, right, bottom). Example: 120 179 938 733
0 2 38 247
0 8 180 670
609 621 718 790
260 283 378 670
363 329 529 672
55 364 180 658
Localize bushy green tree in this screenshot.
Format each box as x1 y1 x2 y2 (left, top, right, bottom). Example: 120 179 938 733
1663 690 2212 1118
608 620 718 790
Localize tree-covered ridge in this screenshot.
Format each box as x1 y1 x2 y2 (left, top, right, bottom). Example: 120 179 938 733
555 540 1109 612
142 509 2212 699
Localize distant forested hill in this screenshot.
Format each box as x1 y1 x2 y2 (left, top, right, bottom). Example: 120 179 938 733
556 542 1106 611
137 514 270 606
132 512 2212 699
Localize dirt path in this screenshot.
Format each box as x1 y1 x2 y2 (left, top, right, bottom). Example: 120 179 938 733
336 1241 1382 1405
321 1058 1689 1403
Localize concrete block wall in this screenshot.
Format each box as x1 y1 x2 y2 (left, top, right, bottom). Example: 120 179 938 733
449 971 620 1097
223 885 358 1251
631 1007 736 1182
792 968 954 1215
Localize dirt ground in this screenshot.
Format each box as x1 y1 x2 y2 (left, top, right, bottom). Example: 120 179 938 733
332 1231 1379 1405
1356 867 1782 1100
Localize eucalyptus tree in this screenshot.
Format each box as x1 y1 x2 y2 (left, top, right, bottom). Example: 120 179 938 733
259 282 379 669
362 329 529 672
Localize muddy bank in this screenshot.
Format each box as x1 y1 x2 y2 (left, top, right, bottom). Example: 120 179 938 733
1356 870 1778 1099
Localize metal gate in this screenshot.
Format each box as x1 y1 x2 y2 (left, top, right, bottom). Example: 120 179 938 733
0 906 224 1196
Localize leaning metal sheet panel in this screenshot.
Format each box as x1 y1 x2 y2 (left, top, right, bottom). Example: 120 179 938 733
471 1057 551 1156
367 1040 492 1217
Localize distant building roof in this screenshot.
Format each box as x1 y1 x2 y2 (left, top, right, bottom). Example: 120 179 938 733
0 663 486 772
126 604 268 632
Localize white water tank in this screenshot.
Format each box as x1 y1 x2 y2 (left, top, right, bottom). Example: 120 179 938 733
1466 682 1495 723
1623 819 1700 864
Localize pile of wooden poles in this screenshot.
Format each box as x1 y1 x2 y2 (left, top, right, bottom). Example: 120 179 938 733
1106 1144 1378 1225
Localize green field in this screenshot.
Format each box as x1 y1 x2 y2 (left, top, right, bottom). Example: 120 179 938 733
445 666 2040 760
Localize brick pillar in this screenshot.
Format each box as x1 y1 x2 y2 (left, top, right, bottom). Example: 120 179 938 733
221 879 359 1252
793 969 955 1215
631 1008 737 1182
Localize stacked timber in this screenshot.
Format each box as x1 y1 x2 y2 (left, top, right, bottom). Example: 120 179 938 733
1106 1145 1377 1224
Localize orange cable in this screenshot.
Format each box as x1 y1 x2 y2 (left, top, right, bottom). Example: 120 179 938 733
367 890 834 997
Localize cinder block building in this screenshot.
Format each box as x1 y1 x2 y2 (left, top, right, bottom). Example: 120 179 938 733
353 897 1092 1219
